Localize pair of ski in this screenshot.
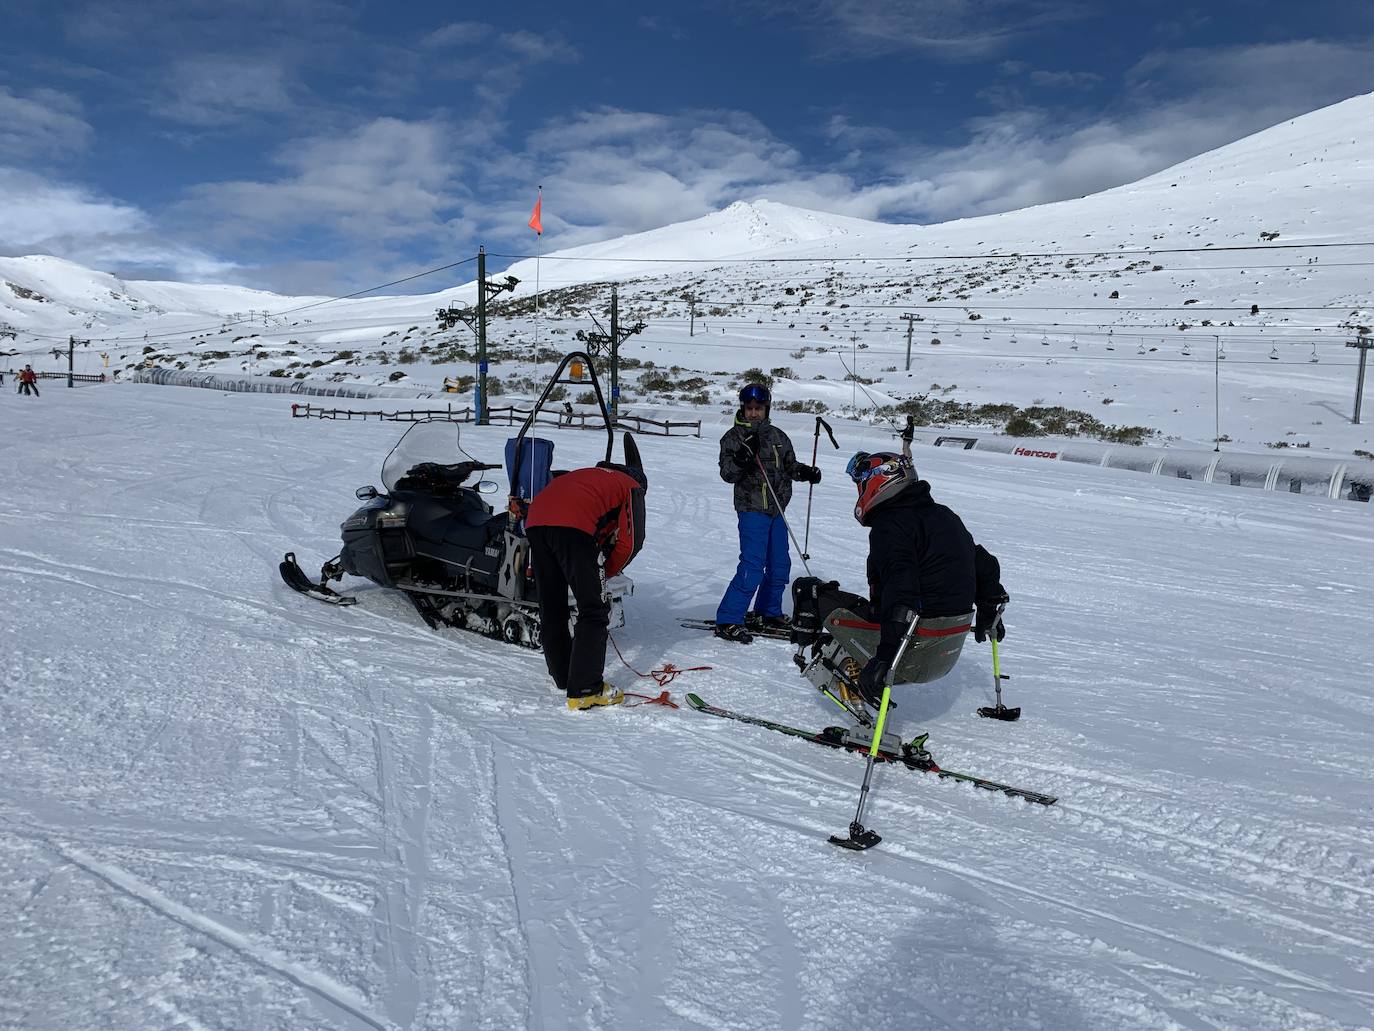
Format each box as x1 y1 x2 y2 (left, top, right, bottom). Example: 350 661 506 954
684 693 1057 807
679 617 793 641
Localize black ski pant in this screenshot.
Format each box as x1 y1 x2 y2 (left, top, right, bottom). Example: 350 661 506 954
19 382 37 396
526 525 611 699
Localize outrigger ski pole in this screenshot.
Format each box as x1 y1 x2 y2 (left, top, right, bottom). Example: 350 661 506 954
801 416 838 561
829 610 922 852
976 602 1020 721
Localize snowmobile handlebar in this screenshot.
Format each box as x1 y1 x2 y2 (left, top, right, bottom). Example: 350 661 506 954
395 461 501 493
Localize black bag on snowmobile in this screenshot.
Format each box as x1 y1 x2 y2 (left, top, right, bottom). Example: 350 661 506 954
790 576 870 646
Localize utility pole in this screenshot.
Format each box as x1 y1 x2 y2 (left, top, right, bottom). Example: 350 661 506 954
686 293 696 337
850 334 859 410
474 246 519 425
1349 334 1374 424
1214 334 1221 451
476 248 488 424
51 336 80 390
610 287 620 420
901 314 918 371
577 286 646 423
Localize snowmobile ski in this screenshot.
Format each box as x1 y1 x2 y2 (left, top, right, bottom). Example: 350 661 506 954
280 553 356 606
684 693 1056 806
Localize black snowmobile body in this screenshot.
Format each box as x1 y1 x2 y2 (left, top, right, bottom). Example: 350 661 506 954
280 352 640 648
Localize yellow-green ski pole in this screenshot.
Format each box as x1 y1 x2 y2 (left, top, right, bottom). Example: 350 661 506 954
977 602 1020 721
830 610 922 851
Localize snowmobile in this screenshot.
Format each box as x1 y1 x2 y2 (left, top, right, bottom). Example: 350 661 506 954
279 351 638 648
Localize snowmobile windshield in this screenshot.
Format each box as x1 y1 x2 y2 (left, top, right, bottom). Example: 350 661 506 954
380 420 478 493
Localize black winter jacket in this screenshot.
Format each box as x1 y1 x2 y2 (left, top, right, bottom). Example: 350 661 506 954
718 414 808 515
865 481 1005 663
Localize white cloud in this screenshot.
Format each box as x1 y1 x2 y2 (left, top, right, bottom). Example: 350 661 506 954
0 87 93 159
1027 69 1101 89
0 167 236 279
156 55 298 126
746 0 1086 59
180 117 463 242
421 21 493 48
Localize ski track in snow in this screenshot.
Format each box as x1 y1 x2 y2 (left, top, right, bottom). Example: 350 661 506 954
3 386 1373 1030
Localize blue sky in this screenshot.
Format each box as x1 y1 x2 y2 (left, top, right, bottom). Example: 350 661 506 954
1 0 1371 294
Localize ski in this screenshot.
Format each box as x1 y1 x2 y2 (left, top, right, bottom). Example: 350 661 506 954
679 618 793 641
279 553 356 606
684 693 1057 806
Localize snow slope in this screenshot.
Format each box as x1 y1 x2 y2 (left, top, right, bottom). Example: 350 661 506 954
4 94 1374 460
4 386 1372 1030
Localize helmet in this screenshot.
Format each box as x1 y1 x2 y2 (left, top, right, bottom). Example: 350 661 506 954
738 383 771 408
597 461 647 492
846 451 914 525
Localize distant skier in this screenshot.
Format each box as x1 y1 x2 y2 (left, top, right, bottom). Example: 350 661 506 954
845 451 1008 704
714 383 821 643
17 365 39 397
525 459 648 710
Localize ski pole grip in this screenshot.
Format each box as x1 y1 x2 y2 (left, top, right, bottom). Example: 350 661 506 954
819 417 839 449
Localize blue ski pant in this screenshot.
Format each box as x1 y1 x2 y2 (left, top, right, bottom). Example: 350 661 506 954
716 511 791 625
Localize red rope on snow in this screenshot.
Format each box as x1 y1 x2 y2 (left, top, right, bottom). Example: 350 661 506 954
609 633 711 692
623 690 679 709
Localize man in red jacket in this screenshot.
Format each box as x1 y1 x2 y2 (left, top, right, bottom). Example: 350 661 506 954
18 365 40 397
525 460 647 710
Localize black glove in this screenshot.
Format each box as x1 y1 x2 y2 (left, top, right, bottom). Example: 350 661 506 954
797 464 821 484
733 433 760 468
973 607 1006 644
857 656 889 703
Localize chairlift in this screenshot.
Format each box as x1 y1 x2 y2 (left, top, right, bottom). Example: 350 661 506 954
1041 332 1049 346
1136 342 1146 356
1106 329 1115 352
1010 331 1018 345
1309 343 1319 364
1181 341 1192 357
1070 335 1079 351
1268 344 1279 361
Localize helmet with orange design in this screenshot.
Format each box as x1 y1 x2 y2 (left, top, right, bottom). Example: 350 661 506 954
846 450 915 525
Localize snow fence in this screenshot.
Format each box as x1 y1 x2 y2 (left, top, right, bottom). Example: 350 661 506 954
129 368 444 400
911 430 1372 505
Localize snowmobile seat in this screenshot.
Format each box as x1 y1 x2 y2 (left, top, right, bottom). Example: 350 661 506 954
823 607 973 685
505 437 555 503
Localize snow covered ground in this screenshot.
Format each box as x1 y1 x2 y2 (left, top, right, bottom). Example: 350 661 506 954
4 384 1372 1030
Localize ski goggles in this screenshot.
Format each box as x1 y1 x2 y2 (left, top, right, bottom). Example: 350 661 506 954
739 383 770 406
846 451 906 485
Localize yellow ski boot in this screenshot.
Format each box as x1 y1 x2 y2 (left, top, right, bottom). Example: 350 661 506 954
567 683 625 711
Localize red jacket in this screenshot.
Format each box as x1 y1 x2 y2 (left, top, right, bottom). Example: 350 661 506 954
525 467 645 576
19 369 37 385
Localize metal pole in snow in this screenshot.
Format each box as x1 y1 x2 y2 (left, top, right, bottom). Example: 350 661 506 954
1348 336 1372 424
1214 334 1220 451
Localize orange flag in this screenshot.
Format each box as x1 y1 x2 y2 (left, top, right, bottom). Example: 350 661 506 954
528 192 543 236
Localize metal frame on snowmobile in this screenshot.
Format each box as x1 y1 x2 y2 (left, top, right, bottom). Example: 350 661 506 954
506 350 614 523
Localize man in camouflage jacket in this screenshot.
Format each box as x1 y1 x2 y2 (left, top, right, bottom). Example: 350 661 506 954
713 383 820 643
